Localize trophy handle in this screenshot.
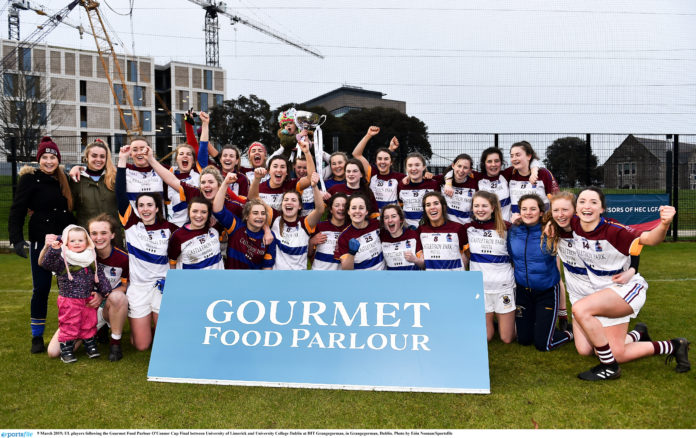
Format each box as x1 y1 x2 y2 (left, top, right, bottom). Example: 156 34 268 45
317 115 327 126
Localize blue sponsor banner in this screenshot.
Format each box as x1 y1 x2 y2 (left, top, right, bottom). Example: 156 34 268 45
605 194 669 229
148 270 489 394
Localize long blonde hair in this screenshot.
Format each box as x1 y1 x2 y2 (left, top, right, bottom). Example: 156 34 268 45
83 140 116 191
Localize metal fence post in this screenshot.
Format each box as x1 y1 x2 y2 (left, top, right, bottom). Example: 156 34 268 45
586 133 591 186
494 134 499 149
673 134 679 241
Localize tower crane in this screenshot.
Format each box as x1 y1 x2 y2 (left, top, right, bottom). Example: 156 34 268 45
186 0 323 67
6 0 109 42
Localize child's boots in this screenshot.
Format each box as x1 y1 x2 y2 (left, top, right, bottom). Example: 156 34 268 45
59 340 77 363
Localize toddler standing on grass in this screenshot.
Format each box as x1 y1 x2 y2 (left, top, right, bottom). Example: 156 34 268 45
39 224 111 363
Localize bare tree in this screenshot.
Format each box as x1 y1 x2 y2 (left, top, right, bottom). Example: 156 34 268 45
0 68 65 162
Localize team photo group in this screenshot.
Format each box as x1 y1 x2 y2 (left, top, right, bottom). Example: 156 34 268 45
8 106 691 383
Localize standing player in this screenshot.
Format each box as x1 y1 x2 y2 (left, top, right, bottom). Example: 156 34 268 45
352 126 404 211
323 152 348 192
335 194 385 270
309 193 349 271
568 187 690 381
327 159 380 216
415 192 468 271
506 141 558 217
465 191 515 343
249 156 298 212
398 153 440 228
240 142 271 185
437 153 480 225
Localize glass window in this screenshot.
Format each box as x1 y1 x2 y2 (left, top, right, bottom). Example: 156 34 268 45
631 162 636 174
114 84 126 105
80 80 87 102
204 70 213 90
127 60 138 82
20 48 31 71
178 90 189 110
115 133 127 148
134 85 145 106
215 94 223 107
140 111 151 131
121 111 133 131
175 113 183 134
25 76 40 99
4 73 17 97
37 103 47 125
623 163 630 175
199 92 208 112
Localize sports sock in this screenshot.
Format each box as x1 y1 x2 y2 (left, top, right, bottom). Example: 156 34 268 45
595 343 616 365
651 341 674 355
31 318 46 337
627 329 640 343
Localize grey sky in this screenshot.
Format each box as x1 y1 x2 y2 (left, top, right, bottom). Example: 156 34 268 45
8 0 696 136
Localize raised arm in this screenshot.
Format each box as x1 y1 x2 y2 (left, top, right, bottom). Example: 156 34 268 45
116 146 131 215
352 126 380 177
213 173 237 213
248 167 266 200
197 111 210 169
145 145 181 192
296 138 316 191
638 205 675 246
184 109 200 155
305 172 325 229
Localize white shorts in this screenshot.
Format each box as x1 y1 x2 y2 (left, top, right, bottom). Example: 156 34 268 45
127 283 162 319
572 275 648 327
485 290 516 314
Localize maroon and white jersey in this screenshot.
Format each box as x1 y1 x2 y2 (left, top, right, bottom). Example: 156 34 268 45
379 228 421 271
397 179 440 228
463 220 514 293
311 221 347 271
168 225 224 270
417 221 467 271
555 229 593 297
125 164 164 216
505 167 558 214
258 178 299 211
271 214 316 270
335 219 385 270
434 174 479 225
327 184 379 216
477 172 512 221
120 207 177 286
240 166 269 187
571 216 643 290
166 169 200 227
369 165 405 211
97 247 129 291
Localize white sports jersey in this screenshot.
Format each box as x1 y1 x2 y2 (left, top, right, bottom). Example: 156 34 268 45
272 216 315 270
300 185 315 217
122 211 173 286
444 185 476 225
335 220 385 270
311 221 344 271
571 216 643 290
397 180 439 228
167 170 201 227
369 167 404 211
125 164 163 216
464 221 514 293
380 228 420 271
477 175 511 221
506 168 557 214
555 230 593 297
417 222 467 271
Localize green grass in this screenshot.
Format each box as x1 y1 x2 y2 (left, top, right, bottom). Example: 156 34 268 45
1 244 695 429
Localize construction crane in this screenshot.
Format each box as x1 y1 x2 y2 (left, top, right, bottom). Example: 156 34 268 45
1 0 80 69
6 0 109 42
186 0 323 67
79 0 141 137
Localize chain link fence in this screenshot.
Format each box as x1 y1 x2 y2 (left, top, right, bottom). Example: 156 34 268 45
2 133 694 247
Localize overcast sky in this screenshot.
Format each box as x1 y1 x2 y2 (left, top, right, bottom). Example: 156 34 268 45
7 0 696 138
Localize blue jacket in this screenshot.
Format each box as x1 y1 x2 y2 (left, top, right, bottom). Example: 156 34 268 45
507 222 559 290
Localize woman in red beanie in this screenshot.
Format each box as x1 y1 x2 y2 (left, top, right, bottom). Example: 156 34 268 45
8 136 76 353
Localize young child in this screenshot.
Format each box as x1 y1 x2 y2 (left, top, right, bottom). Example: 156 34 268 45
39 225 111 363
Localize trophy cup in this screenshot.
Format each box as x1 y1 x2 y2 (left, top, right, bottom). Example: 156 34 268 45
294 110 327 191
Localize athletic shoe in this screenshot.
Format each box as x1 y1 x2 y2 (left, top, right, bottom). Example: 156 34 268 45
577 362 621 381
31 336 45 354
84 336 100 359
666 338 691 373
60 341 77 363
634 322 651 342
558 318 569 333
109 343 123 362
97 325 110 344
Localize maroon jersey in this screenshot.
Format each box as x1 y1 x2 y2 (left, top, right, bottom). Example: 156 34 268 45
97 246 129 290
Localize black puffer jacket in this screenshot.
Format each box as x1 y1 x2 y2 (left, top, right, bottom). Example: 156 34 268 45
8 166 76 244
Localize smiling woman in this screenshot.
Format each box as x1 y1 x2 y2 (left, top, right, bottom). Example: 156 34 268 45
8 136 76 353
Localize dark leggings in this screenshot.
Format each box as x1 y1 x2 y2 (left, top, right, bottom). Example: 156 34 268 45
515 283 571 351
29 241 53 337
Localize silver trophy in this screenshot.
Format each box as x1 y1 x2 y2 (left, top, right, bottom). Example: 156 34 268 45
293 110 327 191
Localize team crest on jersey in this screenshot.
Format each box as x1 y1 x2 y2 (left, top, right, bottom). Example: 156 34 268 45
446 233 453 242
160 230 167 238
595 241 603 252
209 230 215 238
405 240 411 248
110 267 117 276
503 295 511 305
388 180 393 186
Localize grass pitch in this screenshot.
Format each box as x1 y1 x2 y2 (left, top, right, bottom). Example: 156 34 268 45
0 244 695 429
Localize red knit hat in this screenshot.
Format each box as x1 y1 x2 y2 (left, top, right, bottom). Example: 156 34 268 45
36 136 61 163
